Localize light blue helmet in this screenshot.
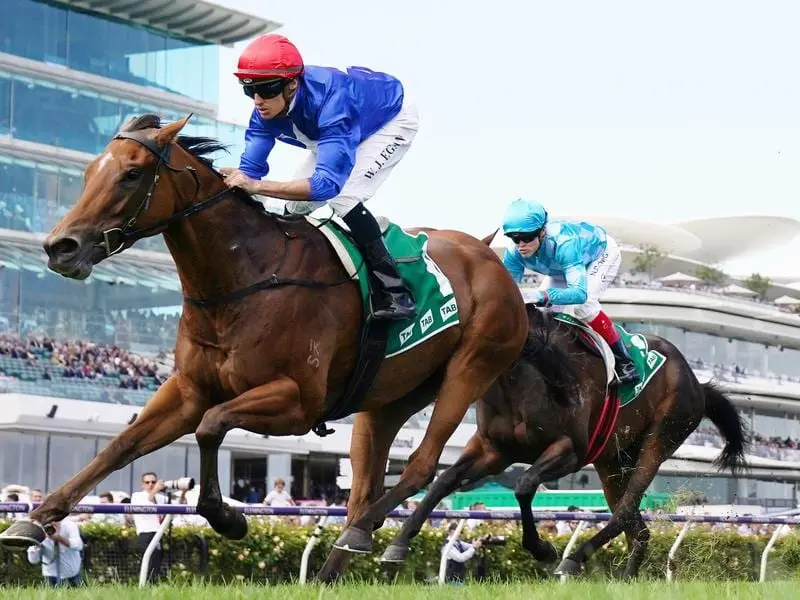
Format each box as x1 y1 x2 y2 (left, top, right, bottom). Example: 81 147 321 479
502 198 549 235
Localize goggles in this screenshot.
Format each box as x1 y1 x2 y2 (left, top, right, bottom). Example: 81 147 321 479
506 231 540 244
240 78 288 100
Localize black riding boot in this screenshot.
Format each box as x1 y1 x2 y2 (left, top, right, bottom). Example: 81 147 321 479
342 203 417 321
609 338 640 385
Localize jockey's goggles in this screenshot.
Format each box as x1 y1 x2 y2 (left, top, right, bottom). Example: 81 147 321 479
507 231 540 244
240 78 288 100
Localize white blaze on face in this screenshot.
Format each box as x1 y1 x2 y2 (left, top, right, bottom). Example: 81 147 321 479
95 151 115 175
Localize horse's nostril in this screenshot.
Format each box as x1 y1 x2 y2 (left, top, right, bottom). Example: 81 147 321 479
45 236 81 261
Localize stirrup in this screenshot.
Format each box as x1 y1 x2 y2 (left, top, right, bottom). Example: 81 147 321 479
615 361 640 385
366 266 416 320
370 293 416 320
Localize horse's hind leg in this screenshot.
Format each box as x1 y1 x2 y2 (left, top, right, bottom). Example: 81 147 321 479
381 434 509 563
555 427 674 577
515 436 580 563
596 455 649 579
621 511 650 579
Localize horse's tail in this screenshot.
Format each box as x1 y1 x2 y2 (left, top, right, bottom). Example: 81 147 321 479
480 229 499 246
702 382 748 476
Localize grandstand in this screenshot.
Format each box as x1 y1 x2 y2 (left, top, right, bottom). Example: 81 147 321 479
0 0 283 498
0 0 798 519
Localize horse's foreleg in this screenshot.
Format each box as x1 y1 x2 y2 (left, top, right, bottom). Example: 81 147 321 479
514 436 578 563
316 401 424 582
21 375 202 527
381 434 508 564
193 376 305 539
319 376 441 579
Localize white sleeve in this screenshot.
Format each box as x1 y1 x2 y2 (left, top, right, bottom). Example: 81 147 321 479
521 288 543 304
63 521 84 552
26 545 41 565
39 538 56 562
446 543 476 563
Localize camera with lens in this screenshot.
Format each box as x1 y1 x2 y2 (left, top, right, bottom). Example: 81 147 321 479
42 523 56 536
473 534 508 582
480 534 507 547
162 477 195 492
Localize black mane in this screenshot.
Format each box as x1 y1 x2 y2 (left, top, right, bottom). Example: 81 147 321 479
120 114 264 210
521 306 583 407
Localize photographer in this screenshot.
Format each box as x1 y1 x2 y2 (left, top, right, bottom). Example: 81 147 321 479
130 472 188 584
26 519 84 587
441 522 483 584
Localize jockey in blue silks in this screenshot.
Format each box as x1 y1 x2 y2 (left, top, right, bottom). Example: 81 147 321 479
219 34 418 321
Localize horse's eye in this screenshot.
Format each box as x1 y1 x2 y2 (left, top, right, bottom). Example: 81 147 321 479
124 168 143 182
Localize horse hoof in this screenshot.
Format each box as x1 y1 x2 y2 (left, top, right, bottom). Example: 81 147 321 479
333 526 373 554
523 536 560 563
553 557 582 576
535 541 559 564
315 547 355 584
219 504 248 540
380 543 410 563
0 519 47 549
199 502 248 540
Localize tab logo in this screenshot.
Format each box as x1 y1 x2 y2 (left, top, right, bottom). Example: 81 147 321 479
419 309 434 334
399 323 414 345
439 297 458 321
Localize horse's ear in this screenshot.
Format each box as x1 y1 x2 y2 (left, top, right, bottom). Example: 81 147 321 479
480 228 499 246
155 113 193 147
119 116 138 133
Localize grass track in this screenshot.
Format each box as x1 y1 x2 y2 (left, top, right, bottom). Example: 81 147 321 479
2 582 797 600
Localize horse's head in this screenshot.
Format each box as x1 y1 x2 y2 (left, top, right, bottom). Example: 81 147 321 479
43 113 194 280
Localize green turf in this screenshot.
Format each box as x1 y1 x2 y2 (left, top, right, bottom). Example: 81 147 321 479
1 582 797 600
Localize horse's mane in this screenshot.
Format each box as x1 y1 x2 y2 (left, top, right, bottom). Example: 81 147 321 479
520 306 584 407
120 114 269 212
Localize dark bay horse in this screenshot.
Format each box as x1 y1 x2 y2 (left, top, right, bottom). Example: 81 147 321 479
381 306 748 579
0 114 533 579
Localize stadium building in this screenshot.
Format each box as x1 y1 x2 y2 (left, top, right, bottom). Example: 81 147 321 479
0 1 798 512
0 0 282 495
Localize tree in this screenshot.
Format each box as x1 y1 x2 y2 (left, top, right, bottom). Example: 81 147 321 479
631 244 666 282
744 273 771 299
694 265 726 287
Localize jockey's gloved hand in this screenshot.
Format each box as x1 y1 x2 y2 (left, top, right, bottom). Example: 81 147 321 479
532 291 551 307
521 289 550 307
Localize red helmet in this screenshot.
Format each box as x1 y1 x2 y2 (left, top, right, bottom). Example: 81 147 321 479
234 34 304 82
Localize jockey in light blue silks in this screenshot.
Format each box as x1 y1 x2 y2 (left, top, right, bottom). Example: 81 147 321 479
501 198 640 385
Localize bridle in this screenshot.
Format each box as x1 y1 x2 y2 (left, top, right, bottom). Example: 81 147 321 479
96 130 232 258
95 131 357 308
89 128 376 438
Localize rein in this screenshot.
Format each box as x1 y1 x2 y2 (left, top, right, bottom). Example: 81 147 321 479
98 131 359 307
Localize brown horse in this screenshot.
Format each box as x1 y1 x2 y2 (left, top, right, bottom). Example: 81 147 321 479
380 305 748 579
0 114 532 579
